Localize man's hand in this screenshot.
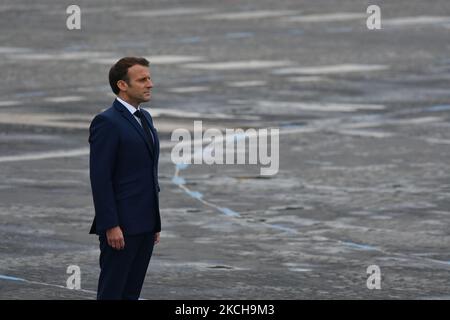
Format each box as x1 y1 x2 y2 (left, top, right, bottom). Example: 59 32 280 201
154 232 160 245
106 226 125 250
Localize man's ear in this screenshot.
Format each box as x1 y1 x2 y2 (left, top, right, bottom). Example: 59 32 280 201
117 80 128 92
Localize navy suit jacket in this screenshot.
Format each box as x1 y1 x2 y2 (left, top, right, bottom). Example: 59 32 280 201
89 99 161 235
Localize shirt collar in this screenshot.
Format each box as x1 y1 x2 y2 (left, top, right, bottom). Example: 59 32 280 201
116 97 140 115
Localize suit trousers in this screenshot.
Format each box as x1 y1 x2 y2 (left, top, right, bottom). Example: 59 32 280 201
97 232 155 300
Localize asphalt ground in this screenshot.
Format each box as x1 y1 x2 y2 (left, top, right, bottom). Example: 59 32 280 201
0 0 450 299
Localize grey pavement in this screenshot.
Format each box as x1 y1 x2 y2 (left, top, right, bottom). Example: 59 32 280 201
0 0 450 299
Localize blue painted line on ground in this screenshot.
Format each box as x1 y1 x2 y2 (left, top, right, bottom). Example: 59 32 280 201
0 274 25 281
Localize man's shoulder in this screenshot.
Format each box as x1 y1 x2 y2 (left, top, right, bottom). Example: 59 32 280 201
92 102 121 121
98 106 116 118
90 104 121 129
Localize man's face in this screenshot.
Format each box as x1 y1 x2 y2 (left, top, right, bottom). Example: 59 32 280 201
121 64 153 104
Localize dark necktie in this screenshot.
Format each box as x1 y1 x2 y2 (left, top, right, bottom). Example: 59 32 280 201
134 110 154 155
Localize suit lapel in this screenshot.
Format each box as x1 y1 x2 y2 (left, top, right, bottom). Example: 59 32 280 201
113 100 154 158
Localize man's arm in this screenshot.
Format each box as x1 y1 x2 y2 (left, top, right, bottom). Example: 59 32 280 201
89 114 121 234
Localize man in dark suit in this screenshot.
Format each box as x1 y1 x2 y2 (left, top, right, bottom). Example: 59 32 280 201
89 57 161 300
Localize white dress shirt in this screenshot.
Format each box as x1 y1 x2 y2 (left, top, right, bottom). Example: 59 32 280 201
116 97 154 143
116 97 143 125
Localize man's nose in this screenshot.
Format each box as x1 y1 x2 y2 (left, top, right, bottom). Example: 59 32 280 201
147 79 153 88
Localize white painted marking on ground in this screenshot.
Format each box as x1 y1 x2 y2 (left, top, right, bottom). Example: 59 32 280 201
204 10 300 20
0 47 31 54
0 148 89 163
146 55 205 64
423 138 450 145
8 51 114 61
0 113 91 129
124 8 214 17
0 142 180 163
256 101 386 112
88 58 119 65
337 129 393 138
49 6 125 14
273 64 389 75
289 268 313 272
182 60 293 70
0 101 21 107
388 116 442 125
56 52 114 60
44 96 86 103
91 55 205 65
149 108 237 119
226 80 267 87
168 86 210 93
287 76 324 82
383 16 450 27
286 12 366 23
8 53 55 60
339 116 444 130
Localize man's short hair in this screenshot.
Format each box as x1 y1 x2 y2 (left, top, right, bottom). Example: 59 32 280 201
109 57 150 94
